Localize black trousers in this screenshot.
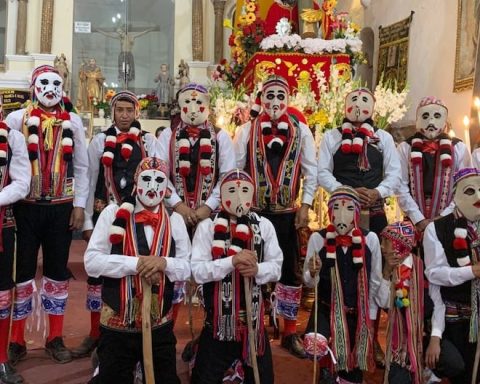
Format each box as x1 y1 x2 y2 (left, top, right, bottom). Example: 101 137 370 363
261 211 301 286
14 202 73 282
0 227 16 290
96 322 179 384
305 304 363 383
191 326 274 384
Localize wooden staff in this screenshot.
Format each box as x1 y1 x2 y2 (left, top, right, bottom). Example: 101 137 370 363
141 277 155 384
313 253 318 384
244 276 260 384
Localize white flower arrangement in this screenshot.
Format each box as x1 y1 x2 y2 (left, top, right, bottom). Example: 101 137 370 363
373 75 409 129
259 34 363 55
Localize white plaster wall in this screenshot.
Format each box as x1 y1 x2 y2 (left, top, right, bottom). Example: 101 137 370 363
204 0 215 63
337 0 472 142
25 0 41 54
51 0 74 61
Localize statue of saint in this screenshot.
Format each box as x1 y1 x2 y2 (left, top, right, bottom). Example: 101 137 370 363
95 26 155 83
176 59 190 89
154 64 175 115
76 58 105 111
54 53 70 95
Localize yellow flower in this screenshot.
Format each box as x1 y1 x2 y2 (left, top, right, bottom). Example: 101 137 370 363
350 22 360 32
238 14 247 24
223 18 233 29
246 12 256 24
246 2 256 12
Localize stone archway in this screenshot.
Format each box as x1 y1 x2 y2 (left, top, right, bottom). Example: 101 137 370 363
356 27 374 90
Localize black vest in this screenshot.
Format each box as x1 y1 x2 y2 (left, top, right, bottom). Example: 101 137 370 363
95 134 146 204
332 128 383 189
434 214 471 304
317 228 372 308
202 215 263 324
183 138 220 194
406 137 460 196
102 223 176 322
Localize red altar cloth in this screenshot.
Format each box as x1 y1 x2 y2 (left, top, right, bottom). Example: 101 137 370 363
235 52 351 99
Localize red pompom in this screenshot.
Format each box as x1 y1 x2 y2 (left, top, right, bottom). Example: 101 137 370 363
351 143 362 154
59 111 70 121
27 143 38 152
62 146 73 154
179 167 190 177
352 248 363 257
179 146 189 155
234 231 250 242
30 109 42 118
352 229 362 237
120 146 132 159
105 140 116 149
453 238 468 249
214 224 227 233
0 122 7 129
441 158 452 167
212 246 224 257
109 233 123 244
102 156 113 167
116 208 131 221
200 166 211 175
200 145 212 153
411 157 422 165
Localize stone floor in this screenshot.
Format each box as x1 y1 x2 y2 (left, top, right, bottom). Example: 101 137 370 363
12 240 389 384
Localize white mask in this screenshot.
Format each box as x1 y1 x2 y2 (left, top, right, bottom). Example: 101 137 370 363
345 89 375 123
454 175 480 222
331 198 356 235
34 72 63 108
179 89 209 126
221 177 254 218
261 85 288 121
416 104 448 140
136 169 168 208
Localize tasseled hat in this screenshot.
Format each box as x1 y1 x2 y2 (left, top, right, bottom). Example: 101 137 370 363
416 96 448 114
109 90 140 123
325 186 364 268
250 75 289 118
30 65 60 88
109 157 169 245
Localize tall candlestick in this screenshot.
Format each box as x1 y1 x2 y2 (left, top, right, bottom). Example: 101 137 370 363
464 115 471 151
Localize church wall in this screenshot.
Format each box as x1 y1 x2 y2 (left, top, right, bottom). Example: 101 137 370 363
51 0 74 62
174 0 193 65
337 0 472 141
25 0 41 54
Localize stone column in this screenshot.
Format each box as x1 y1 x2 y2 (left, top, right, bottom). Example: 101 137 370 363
40 0 54 54
16 0 28 55
192 0 204 61
212 0 226 64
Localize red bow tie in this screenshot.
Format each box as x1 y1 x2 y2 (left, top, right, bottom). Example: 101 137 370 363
186 126 201 139
135 210 160 227
422 140 439 155
117 132 139 144
336 235 352 247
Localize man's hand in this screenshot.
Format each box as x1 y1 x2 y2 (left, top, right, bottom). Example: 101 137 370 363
294 204 310 229
308 254 321 278
232 249 257 268
145 271 162 285
195 205 212 222
415 219 431 232
174 202 198 227
69 207 85 230
382 248 400 279
425 336 441 369
137 256 167 279
237 263 258 277
82 230 93 243
355 187 380 207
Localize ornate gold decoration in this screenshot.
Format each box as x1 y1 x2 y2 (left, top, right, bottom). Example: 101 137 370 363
212 0 226 63
283 60 298 76
16 0 29 55
254 61 276 83
40 0 54 54
453 0 475 92
297 70 311 90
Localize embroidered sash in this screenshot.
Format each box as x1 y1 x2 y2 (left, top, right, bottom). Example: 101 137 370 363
247 114 302 212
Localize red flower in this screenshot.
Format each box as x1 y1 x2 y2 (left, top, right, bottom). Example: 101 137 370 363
220 58 227 65
228 34 235 46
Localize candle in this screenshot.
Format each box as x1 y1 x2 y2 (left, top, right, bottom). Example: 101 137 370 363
464 115 471 151
475 97 480 128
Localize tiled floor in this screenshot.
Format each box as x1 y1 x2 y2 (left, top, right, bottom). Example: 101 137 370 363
12 240 387 384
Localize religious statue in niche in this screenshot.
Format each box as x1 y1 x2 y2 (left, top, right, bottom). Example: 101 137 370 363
54 53 70 95
95 25 155 83
176 59 190 89
154 64 175 118
76 58 105 111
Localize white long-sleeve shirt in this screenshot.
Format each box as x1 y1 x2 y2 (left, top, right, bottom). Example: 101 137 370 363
158 127 235 211
191 213 283 286
0 129 31 206
317 128 400 198
473 147 480 169
85 203 191 282
233 119 317 206
424 220 476 337
396 140 472 224
6 108 89 208
83 128 159 231
302 230 383 320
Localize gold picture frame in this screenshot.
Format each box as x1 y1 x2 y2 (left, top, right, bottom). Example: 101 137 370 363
78 111 93 139
453 0 479 92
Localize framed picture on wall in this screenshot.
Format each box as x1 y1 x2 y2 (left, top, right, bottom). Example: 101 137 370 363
78 111 93 139
453 0 480 92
